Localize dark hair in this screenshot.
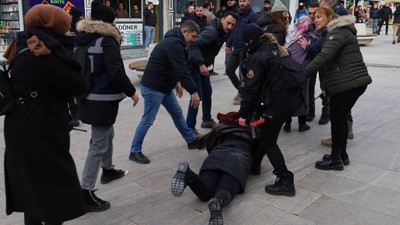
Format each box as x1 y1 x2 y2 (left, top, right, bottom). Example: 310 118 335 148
264 0 271 4
203 1 211 8
180 20 200 34
195 5 203 9
308 2 319 8
270 12 288 39
223 11 238 20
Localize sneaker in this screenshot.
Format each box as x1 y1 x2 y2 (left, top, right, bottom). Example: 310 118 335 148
232 98 241 105
82 189 111 212
171 162 189 197
320 137 332 147
299 124 310 132
208 198 223 225
201 119 217 128
192 128 200 136
232 93 241 101
129 152 150 164
319 114 329 125
187 136 203 150
100 167 128 184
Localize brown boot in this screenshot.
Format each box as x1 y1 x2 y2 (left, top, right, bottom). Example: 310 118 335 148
347 121 354 139
320 137 332 147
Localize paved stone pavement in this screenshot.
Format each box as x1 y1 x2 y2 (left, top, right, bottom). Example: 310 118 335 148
1 28 400 225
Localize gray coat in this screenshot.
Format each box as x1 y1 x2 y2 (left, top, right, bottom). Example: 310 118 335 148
304 15 372 96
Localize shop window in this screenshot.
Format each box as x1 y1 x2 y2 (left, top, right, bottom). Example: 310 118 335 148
107 0 142 19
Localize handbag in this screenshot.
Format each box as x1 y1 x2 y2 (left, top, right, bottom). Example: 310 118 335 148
0 48 44 116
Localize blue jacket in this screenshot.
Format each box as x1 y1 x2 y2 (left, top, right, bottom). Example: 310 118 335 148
141 27 197 94
75 20 136 126
227 6 259 49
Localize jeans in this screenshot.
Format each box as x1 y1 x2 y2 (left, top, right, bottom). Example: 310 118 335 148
186 69 212 128
130 85 197 153
330 86 367 160
371 18 379 33
144 26 155 48
225 47 244 91
81 125 114 190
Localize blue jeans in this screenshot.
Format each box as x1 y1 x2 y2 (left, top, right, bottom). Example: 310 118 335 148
144 26 155 48
130 85 197 153
186 69 212 129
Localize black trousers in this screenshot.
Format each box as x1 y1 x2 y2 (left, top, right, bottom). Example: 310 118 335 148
24 213 62 225
187 170 240 206
254 117 289 172
330 86 367 160
378 18 390 34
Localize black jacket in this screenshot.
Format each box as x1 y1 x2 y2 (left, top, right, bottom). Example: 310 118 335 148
188 19 229 67
75 20 136 126
144 7 157 26
379 6 393 20
189 14 208 31
257 13 285 45
199 121 256 193
141 27 197 94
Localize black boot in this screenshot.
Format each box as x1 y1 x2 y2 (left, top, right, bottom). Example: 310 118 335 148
315 157 344 171
265 170 296 197
100 167 128 184
82 189 110 212
208 198 223 225
171 161 189 197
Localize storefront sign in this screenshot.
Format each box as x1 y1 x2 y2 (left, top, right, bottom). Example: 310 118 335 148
116 23 144 47
29 0 85 15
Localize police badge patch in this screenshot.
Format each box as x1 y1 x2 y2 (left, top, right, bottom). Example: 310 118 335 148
247 70 254 79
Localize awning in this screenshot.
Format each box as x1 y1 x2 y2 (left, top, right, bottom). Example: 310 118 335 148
384 0 400 2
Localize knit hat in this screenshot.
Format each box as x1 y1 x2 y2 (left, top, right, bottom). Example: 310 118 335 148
271 0 288 12
91 1 115 24
24 4 72 35
243 23 264 43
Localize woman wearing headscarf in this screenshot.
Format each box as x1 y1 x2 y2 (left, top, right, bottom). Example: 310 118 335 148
283 15 318 132
304 8 372 170
2 4 87 225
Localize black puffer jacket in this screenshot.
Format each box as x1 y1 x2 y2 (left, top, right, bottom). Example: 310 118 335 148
304 15 372 96
199 121 256 193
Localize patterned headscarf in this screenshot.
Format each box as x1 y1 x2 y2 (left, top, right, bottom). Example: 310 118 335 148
287 15 313 47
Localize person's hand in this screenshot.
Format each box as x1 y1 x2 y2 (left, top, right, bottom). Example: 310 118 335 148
175 82 183 98
199 64 209 76
225 47 230 54
190 92 200 109
239 117 247 126
298 37 310 50
131 92 139 106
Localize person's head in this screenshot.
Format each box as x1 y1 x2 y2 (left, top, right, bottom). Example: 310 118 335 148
180 20 200 45
308 2 319 23
221 5 226 11
319 0 336 9
133 4 139 11
195 5 204 17
105 0 111 7
271 0 289 14
294 15 313 35
299 2 304 9
227 0 236 7
221 11 238 33
69 7 83 29
243 23 263 44
385 3 390 7
118 2 124 10
238 0 251 11
264 0 271 9
188 5 195 13
314 7 335 30
91 1 116 24
148 2 154 10
373 4 378 9
25 4 72 35
203 1 212 10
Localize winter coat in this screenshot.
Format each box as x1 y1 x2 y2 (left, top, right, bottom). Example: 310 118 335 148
379 6 392 20
239 38 289 119
75 20 136 126
189 14 208 31
141 27 197 94
144 7 157 27
188 19 230 68
393 7 400 24
304 15 372 97
256 13 285 45
370 8 380 19
227 6 259 49
199 121 255 193
4 28 86 222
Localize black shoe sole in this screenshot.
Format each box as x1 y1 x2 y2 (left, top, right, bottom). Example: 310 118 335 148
171 162 188 197
208 198 223 225
265 186 296 197
86 201 111 212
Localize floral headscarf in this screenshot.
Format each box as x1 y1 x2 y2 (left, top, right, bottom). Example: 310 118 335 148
287 15 313 47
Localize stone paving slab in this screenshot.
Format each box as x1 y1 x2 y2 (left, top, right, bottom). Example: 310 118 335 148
1 27 400 225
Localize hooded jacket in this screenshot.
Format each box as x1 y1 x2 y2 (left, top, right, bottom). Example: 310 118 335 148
141 27 197 94
75 19 136 126
304 15 372 97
